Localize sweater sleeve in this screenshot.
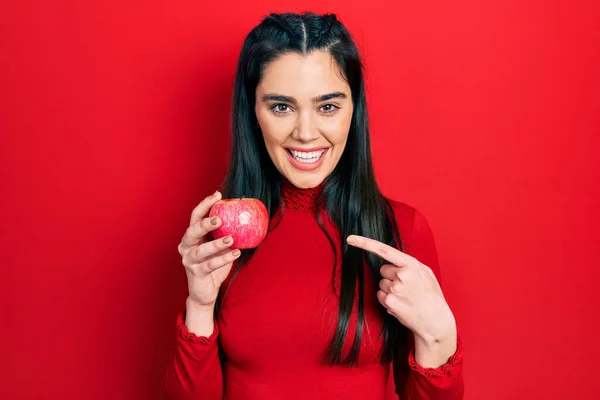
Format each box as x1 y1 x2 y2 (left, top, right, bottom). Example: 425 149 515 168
164 309 224 400
392 207 465 399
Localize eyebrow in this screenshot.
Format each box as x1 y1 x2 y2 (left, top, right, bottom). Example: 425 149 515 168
261 92 347 104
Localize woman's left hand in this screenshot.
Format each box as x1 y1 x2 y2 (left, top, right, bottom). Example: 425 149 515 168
347 234 457 367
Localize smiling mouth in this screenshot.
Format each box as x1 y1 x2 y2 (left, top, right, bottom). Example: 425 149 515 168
286 149 327 163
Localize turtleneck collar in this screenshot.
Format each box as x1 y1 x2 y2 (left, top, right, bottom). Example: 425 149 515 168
280 177 325 211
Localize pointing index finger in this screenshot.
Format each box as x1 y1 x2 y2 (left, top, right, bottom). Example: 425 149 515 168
346 235 410 267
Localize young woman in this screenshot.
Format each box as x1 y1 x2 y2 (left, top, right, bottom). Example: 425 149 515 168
166 12 464 400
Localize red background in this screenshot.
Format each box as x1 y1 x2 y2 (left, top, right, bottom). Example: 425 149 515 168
1 1 599 399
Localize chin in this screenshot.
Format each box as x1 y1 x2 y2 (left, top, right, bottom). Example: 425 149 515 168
282 171 327 189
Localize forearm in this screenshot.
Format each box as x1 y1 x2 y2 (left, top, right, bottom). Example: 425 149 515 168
185 298 216 337
396 331 464 400
414 336 457 369
165 305 223 399
413 317 458 368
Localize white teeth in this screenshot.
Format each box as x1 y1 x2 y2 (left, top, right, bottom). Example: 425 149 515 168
289 149 325 163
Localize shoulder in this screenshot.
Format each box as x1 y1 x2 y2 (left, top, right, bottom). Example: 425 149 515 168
384 198 442 281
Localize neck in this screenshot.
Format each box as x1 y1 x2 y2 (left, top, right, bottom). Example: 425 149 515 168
280 177 324 211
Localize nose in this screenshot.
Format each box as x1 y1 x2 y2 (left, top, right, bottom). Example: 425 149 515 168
291 111 320 143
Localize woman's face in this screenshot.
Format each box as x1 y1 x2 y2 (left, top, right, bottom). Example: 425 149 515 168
255 50 353 189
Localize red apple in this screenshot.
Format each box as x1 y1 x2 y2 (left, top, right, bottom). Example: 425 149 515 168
209 198 269 249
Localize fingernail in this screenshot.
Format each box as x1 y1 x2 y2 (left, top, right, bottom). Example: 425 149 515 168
347 235 356 245
232 250 241 257
210 217 219 226
222 236 232 244
212 190 220 198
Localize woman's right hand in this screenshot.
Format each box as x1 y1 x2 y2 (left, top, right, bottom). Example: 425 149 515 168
178 190 241 311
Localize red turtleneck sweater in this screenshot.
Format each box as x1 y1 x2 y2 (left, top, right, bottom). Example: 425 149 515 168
165 182 464 399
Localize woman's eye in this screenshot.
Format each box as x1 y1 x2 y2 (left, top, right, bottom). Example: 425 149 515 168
320 104 339 113
271 104 290 114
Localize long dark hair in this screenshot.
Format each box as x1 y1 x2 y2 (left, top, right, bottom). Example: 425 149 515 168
219 11 405 367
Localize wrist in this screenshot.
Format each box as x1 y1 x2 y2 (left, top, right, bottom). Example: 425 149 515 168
184 298 216 337
412 313 457 368
415 326 457 348
414 309 457 345
186 297 215 313
413 334 457 368
414 330 457 351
